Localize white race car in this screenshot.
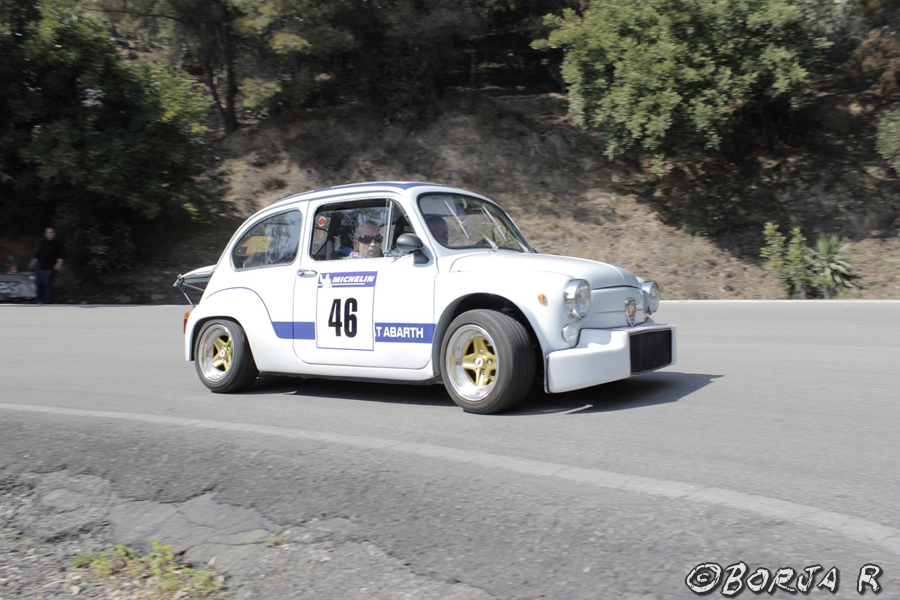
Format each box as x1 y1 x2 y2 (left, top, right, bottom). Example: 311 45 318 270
176 182 675 414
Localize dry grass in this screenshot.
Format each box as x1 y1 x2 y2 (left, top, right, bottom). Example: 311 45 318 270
843 237 900 298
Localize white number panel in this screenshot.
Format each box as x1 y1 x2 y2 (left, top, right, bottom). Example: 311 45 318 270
315 271 377 350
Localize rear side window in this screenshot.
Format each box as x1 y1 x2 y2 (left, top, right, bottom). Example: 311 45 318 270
232 210 302 270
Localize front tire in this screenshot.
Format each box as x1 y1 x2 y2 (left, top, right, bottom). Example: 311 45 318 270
440 309 535 414
194 319 259 393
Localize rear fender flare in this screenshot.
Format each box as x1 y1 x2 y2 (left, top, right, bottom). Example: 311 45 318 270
186 288 273 364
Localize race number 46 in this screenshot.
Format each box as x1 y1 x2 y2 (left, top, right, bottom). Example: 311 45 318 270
316 272 376 350
328 298 358 337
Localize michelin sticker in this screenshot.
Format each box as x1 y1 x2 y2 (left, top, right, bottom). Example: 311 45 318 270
316 272 377 350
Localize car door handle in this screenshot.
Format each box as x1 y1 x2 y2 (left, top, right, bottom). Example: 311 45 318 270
297 268 318 277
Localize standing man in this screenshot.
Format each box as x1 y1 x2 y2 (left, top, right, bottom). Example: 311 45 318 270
28 227 64 304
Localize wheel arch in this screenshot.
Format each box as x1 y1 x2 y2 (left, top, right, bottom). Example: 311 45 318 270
189 315 235 361
190 314 257 361
433 293 544 379
186 287 269 363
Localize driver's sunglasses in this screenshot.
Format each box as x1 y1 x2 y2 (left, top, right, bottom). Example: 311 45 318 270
356 234 383 244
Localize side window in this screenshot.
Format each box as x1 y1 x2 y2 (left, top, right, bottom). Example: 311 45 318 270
310 200 389 261
232 210 302 270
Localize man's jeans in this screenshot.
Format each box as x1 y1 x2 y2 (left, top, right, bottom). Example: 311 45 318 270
35 269 55 304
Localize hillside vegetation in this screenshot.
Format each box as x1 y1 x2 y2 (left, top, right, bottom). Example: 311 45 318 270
203 91 900 299
2 0 900 302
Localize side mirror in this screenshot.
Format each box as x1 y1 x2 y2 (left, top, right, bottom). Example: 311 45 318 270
395 233 424 253
395 233 429 264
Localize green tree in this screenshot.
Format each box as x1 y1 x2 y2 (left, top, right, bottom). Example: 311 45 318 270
0 0 207 273
91 0 567 126
93 0 243 133
231 0 354 115
93 0 355 129
534 0 830 165
339 0 484 122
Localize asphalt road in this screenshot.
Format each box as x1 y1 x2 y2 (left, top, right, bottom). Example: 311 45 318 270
1 301 898 599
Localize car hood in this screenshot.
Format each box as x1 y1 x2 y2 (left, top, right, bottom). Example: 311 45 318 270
448 252 640 289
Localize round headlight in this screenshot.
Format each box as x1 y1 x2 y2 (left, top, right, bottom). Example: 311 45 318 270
642 281 660 314
563 279 591 321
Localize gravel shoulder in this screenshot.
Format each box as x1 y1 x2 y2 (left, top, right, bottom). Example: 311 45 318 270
0 470 494 600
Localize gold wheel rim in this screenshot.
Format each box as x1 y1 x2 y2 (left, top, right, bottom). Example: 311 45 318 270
210 335 234 373
199 324 235 382
461 335 497 388
446 324 499 403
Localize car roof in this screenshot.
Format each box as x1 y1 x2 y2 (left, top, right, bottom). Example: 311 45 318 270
267 181 480 211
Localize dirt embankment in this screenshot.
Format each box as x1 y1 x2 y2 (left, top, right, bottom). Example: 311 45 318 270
4 92 899 303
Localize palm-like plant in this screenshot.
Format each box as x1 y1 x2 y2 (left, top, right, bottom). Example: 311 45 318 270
811 234 855 298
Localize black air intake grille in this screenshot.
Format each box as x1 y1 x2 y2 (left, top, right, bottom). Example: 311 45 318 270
630 329 673 374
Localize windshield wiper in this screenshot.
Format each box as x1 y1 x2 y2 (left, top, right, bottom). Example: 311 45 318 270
476 229 498 252
444 200 471 241
479 206 508 248
442 200 500 251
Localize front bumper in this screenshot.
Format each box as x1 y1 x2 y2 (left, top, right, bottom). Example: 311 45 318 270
545 324 676 393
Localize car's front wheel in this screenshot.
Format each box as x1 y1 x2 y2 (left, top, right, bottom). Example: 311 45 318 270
194 318 259 393
440 309 535 414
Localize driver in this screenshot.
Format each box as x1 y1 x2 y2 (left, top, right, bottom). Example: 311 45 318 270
343 220 383 258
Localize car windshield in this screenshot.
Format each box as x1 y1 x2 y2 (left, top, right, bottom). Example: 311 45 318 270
418 193 532 252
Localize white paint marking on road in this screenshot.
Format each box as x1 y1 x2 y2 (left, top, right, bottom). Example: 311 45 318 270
560 404 593 415
3 401 900 556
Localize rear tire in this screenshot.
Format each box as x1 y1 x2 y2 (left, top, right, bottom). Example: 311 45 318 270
194 319 259 393
440 309 535 414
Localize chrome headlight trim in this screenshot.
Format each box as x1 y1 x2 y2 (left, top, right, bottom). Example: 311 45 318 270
563 279 591 321
642 281 660 314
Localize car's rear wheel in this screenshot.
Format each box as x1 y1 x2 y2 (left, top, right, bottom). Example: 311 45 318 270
194 318 259 393
440 309 535 414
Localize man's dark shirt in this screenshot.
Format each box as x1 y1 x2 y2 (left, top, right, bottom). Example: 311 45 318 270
34 239 64 270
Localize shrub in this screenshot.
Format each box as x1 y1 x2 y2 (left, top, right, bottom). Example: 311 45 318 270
810 233 856 298
876 106 900 175
760 223 855 298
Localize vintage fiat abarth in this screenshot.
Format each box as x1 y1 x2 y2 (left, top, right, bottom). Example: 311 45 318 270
175 182 676 414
